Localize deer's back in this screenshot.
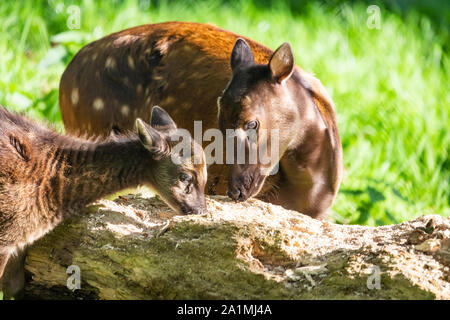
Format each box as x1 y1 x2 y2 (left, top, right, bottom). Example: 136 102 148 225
60 21 273 136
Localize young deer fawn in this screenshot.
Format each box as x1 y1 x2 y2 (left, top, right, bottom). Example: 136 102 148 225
0 105 206 298
59 21 343 219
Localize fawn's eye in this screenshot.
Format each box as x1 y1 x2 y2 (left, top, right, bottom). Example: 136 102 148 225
244 120 258 130
179 173 192 183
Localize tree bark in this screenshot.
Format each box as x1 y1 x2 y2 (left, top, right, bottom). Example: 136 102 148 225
23 195 450 299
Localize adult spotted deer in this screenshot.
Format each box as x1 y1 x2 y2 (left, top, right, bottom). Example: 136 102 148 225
60 21 343 219
0 106 206 298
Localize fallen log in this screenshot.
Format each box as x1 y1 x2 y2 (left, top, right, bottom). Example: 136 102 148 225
24 195 449 299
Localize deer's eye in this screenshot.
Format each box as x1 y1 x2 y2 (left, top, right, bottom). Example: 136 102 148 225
245 120 258 130
179 173 192 183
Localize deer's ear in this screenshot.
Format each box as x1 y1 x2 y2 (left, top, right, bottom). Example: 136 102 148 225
230 38 254 72
269 42 295 84
136 118 170 159
150 106 177 134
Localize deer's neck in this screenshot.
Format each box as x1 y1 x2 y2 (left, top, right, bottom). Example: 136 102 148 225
48 137 153 214
282 73 340 193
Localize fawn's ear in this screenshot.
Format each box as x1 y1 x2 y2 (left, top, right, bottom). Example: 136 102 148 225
269 42 295 84
9 135 31 162
150 106 177 135
230 38 254 72
136 118 170 159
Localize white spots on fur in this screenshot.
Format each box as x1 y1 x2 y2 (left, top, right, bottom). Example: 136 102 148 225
82 44 93 52
127 55 135 70
162 96 175 105
137 84 143 94
156 39 172 55
193 57 206 66
71 88 79 106
121 105 130 117
105 57 116 69
92 53 98 61
93 98 104 111
113 35 139 47
189 72 200 79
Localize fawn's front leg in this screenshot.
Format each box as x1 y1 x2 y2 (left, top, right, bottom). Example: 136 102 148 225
0 251 10 295
0 248 26 299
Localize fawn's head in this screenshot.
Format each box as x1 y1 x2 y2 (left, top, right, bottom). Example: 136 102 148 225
136 106 207 214
218 39 301 202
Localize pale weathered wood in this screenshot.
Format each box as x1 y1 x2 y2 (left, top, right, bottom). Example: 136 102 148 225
23 195 449 299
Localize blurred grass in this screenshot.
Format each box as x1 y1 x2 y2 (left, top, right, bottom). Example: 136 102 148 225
0 0 448 225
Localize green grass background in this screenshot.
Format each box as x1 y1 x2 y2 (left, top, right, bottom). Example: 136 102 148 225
0 0 448 226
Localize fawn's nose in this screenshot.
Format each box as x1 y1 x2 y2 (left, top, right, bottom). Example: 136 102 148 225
193 206 207 215
182 205 207 215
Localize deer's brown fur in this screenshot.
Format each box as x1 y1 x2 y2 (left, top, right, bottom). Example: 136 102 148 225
59 21 342 219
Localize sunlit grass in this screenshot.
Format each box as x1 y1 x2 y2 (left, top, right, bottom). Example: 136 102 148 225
0 0 448 225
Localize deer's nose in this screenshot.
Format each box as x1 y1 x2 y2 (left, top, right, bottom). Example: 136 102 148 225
228 186 247 202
